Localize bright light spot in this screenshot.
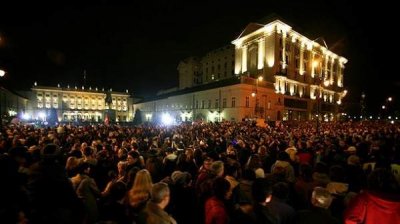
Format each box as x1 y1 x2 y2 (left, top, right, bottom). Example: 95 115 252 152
258 76 263 81
22 113 30 120
382 105 386 109
8 110 17 116
0 69 5 77
161 113 173 126
388 97 392 102
38 112 46 120
388 116 392 119
370 116 373 119
391 120 394 124
145 113 152 121
251 92 256 97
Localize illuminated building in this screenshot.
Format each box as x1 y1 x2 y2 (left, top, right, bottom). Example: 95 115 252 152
28 84 133 122
136 16 348 122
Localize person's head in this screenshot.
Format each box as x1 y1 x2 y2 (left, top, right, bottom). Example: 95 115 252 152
252 178 272 203
347 155 360 166
367 168 399 194
171 171 192 186
129 169 153 207
277 151 290 161
132 169 153 190
272 182 290 201
127 150 140 165
108 181 127 202
82 146 93 157
150 182 170 209
246 154 262 170
212 177 232 200
258 145 266 156
311 187 333 209
77 161 91 175
211 160 224 177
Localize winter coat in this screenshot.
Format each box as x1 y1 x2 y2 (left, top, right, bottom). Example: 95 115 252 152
344 191 400 224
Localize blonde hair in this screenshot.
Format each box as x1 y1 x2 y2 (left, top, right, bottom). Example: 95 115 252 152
128 169 153 207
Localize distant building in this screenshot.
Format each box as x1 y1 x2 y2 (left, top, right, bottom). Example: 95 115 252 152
27 84 133 123
136 16 348 122
178 45 235 89
0 86 29 124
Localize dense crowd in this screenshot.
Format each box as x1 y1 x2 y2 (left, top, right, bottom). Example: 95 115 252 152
0 120 399 224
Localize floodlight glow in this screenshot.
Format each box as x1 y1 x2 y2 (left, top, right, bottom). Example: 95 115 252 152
22 113 31 120
38 112 46 120
161 113 173 126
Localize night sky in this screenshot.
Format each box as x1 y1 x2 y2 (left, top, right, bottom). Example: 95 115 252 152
0 0 398 114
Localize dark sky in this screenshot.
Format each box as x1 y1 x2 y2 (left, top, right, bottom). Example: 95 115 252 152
0 0 398 114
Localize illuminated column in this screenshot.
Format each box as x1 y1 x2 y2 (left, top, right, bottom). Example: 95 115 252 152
234 46 242 75
265 35 275 68
338 64 344 87
311 52 316 78
242 45 248 73
330 58 334 84
282 32 287 68
324 55 328 76
299 44 304 75
258 37 265 69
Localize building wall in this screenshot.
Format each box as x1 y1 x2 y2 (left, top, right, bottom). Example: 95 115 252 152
29 86 132 122
177 57 201 90
0 87 28 119
177 45 235 90
232 19 348 120
134 78 283 123
201 45 235 84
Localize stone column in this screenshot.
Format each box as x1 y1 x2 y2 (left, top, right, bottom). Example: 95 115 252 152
242 45 248 73
258 37 265 69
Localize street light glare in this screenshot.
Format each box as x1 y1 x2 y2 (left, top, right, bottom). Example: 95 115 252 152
258 76 263 81
0 69 5 77
388 97 392 102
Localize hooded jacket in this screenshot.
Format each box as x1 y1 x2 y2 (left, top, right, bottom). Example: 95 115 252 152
344 190 400 224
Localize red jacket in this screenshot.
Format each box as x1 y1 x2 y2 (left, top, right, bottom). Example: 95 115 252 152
205 196 228 224
344 191 400 224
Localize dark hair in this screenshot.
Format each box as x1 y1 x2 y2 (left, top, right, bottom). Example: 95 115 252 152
367 168 399 194
77 162 91 174
277 151 290 161
212 177 230 200
252 178 272 203
242 168 256 181
128 150 140 159
299 163 313 182
82 147 92 157
272 182 289 200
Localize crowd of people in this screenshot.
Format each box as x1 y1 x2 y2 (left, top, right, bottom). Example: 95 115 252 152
0 120 399 224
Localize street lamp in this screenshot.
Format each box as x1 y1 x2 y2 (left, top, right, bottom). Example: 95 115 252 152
385 97 393 120
0 69 5 129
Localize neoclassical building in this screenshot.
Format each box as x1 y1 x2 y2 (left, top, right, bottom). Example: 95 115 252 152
27 84 133 122
135 17 348 122
232 19 347 121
